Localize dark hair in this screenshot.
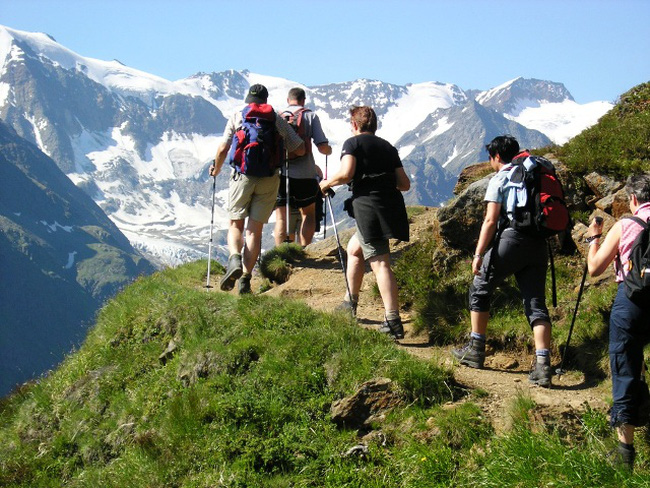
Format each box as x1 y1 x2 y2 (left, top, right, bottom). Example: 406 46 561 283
350 106 378 133
485 135 520 163
625 174 650 204
288 87 306 103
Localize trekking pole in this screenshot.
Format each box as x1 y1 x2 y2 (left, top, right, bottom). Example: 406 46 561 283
205 172 217 289
556 216 603 377
322 154 328 239
284 153 292 243
325 189 352 300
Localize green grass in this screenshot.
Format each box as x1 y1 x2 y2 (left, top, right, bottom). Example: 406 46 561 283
259 242 306 283
3 258 649 486
556 82 650 176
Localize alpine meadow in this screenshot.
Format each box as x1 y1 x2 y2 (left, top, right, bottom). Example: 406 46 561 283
2 82 650 486
2 20 650 488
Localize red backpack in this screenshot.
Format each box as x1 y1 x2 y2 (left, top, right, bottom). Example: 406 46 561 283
281 107 311 159
505 151 570 238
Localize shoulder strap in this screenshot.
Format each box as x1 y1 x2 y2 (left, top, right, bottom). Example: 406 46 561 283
625 215 649 229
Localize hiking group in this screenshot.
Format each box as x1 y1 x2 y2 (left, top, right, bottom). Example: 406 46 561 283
209 84 650 470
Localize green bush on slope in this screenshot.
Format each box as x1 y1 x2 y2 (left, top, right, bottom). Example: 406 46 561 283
558 82 650 176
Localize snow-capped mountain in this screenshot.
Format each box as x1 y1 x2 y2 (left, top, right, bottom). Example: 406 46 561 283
0 25 614 266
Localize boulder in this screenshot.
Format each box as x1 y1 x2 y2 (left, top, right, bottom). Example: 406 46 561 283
611 188 631 218
437 176 490 252
330 378 402 428
584 172 624 199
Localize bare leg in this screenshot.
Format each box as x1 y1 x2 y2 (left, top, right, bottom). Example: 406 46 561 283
274 207 288 246
532 321 552 350
242 218 264 274
346 234 365 299
228 219 245 255
298 203 316 246
470 311 489 335
368 253 398 312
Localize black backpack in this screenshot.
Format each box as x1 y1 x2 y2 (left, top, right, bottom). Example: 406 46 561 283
622 216 650 306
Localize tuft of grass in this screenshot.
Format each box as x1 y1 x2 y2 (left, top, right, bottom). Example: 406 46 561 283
259 243 306 283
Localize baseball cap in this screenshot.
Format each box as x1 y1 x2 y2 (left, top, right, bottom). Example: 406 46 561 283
245 84 269 104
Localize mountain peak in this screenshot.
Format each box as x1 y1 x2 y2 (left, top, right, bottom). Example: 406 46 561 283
476 77 574 116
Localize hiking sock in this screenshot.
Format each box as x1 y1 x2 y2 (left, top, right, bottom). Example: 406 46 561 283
385 310 400 322
536 349 550 364
345 293 359 305
619 442 634 452
471 332 486 342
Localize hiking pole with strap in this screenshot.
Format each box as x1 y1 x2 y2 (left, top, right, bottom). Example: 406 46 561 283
205 172 218 289
325 188 351 301
322 154 328 239
284 152 292 243
555 262 587 377
556 216 602 377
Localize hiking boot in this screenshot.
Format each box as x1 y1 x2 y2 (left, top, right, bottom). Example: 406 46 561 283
529 358 552 388
336 300 357 318
378 317 405 340
219 254 243 291
451 338 486 369
238 273 252 295
608 443 635 471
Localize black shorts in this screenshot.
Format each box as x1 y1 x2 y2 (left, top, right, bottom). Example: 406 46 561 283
276 177 320 209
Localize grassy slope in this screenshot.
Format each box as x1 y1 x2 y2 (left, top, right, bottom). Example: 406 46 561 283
2 82 649 487
0 260 646 487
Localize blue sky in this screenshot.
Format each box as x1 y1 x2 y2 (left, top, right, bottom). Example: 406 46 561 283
2 0 648 103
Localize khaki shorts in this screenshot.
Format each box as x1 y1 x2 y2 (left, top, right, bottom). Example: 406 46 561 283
355 229 390 260
228 170 280 223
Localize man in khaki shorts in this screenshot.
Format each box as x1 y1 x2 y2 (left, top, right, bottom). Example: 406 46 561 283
210 84 305 293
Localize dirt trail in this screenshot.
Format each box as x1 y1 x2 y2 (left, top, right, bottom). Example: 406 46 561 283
255 209 611 433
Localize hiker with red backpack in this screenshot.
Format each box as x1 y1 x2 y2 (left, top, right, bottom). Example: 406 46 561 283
319 106 411 340
586 174 650 470
274 87 332 246
451 135 565 388
209 84 305 294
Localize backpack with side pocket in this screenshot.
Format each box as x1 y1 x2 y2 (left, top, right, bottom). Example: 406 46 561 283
281 107 311 159
504 152 570 238
228 103 284 177
622 216 650 306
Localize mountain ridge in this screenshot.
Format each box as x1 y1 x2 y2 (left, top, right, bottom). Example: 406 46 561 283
0 24 614 265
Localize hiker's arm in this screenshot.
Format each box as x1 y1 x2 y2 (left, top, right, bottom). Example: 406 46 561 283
276 116 305 156
395 167 410 191
211 140 229 176
587 220 621 277
473 202 500 275
319 154 355 194
316 143 332 156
